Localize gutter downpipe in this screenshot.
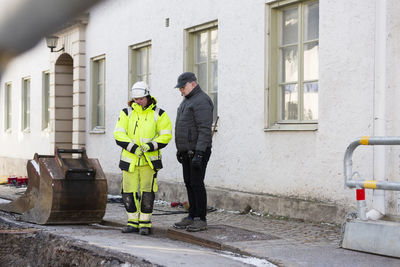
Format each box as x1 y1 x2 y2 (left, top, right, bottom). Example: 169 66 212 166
369 0 387 220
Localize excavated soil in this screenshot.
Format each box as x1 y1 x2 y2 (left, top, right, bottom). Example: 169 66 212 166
0 217 157 267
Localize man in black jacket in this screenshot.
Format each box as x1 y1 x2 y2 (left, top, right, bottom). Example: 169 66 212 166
173 72 213 232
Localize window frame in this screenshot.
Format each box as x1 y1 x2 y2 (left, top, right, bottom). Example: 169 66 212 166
90 55 106 133
266 0 319 131
4 82 12 133
42 71 51 130
185 20 219 124
21 77 31 132
128 40 152 100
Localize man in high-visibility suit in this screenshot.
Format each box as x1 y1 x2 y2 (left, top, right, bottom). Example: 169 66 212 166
114 81 172 235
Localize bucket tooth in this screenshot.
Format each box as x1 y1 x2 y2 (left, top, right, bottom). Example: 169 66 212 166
0 153 44 214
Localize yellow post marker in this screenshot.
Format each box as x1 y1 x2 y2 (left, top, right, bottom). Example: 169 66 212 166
360 136 370 145
363 180 377 189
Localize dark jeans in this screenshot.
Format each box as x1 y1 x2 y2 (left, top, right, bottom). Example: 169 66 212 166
181 147 211 221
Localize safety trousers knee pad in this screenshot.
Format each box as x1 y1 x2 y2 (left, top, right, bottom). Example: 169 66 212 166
122 192 137 213
141 192 155 213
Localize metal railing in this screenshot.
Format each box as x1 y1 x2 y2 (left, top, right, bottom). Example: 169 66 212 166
344 136 400 190
344 136 400 220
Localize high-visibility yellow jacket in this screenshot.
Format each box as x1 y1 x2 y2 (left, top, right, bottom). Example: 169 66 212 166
114 97 172 172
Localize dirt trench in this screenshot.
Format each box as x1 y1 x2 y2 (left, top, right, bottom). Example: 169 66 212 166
0 217 157 267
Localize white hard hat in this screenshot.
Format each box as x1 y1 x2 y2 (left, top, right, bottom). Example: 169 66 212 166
131 81 150 99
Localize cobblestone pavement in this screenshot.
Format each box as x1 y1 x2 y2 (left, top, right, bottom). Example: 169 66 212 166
148 201 341 246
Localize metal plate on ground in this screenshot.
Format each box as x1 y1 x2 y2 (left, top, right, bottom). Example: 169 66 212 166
168 224 279 250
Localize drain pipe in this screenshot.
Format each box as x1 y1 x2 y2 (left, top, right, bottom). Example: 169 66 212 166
368 0 387 220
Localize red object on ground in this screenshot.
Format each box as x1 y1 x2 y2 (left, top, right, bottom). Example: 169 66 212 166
17 176 28 186
356 188 365 201
171 201 180 207
7 176 17 185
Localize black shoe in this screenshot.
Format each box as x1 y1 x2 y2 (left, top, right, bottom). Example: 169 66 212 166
139 227 151 235
121 225 139 233
173 216 194 229
186 218 207 232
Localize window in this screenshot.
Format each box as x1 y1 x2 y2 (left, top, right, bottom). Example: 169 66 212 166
186 21 218 123
91 56 106 131
129 41 152 93
267 0 319 130
22 78 30 131
42 71 50 130
4 83 12 132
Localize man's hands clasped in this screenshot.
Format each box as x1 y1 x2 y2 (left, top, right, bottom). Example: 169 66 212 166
176 151 183 163
134 143 151 158
140 143 150 152
134 146 143 157
191 151 204 169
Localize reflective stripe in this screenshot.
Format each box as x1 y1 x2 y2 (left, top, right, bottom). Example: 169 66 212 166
148 155 161 161
121 156 132 163
140 213 152 221
154 107 160 124
127 212 139 221
151 141 158 150
158 129 172 135
141 138 152 143
127 107 132 117
114 127 126 133
127 141 135 152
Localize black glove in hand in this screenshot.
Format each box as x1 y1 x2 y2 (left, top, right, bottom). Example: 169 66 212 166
191 151 204 169
176 151 183 164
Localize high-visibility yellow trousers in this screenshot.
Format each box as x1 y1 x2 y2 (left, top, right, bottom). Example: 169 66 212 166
121 166 157 229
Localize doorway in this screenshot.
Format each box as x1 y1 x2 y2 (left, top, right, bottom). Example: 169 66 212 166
54 53 73 150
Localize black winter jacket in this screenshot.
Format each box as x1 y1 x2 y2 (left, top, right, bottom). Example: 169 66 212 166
175 85 213 152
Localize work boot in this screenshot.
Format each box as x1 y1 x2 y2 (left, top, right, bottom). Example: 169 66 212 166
121 225 138 233
139 227 151 235
186 218 207 232
173 216 194 229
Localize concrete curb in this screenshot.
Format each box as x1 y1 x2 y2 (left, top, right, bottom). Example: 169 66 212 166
156 180 350 224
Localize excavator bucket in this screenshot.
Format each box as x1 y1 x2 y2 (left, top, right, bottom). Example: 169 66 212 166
0 148 108 225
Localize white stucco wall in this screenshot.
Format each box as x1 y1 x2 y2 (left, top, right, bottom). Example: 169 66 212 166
0 40 53 158
2 0 400 210
83 0 377 207
384 0 400 214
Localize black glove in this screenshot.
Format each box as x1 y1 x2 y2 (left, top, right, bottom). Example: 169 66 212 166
176 151 183 164
191 151 204 169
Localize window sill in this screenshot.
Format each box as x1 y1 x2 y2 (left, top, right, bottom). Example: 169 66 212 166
42 127 51 133
265 123 318 132
89 128 105 134
22 128 31 134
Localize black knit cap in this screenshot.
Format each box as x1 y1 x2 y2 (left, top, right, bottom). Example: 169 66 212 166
175 72 197 88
